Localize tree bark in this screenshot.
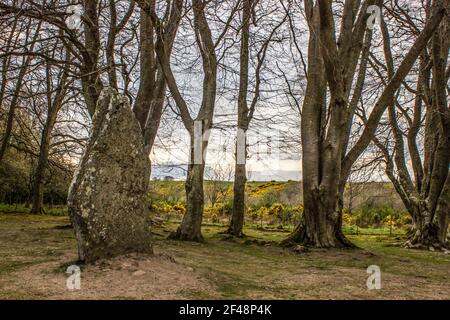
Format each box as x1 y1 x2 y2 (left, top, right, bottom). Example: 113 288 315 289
282 1 355 248
0 22 41 164
228 0 252 237
150 0 218 241
284 0 446 248
135 0 182 158
378 12 450 249
435 175 450 244
30 114 55 214
284 186 355 247
229 162 247 237
227 0 283 236
81 0 103 117
170 141 206 241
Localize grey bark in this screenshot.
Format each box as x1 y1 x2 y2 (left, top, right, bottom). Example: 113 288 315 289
283 0 446 248
228 0 252 237
0 22 41 164
151 0 218 241
31 60 69 214
376 10 449 249
228 0 284 236
170 143 206 241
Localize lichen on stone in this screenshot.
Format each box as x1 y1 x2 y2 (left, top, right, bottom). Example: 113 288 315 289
68 87 152 263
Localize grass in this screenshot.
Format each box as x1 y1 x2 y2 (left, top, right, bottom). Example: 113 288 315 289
0 212 449 299
0 261 42 274
0 203 67 216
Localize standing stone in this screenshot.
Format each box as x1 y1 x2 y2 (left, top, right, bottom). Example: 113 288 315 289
68 87 152 263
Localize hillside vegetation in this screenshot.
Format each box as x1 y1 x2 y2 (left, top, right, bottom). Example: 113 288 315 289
149 180 411 234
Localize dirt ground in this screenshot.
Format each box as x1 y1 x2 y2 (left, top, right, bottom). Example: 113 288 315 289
0 213 449 299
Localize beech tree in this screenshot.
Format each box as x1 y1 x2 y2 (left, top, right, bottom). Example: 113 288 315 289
282 0 447 248
0 0 181 157
0 18 42 164
1 0 447 253
373 2 449 249
146 0 240 241
30 48 71 214
227 0 287 236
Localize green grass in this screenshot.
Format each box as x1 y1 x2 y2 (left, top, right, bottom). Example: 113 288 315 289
1 212 449 299
0 203 67 216
343 225 405 236
164 218 406 240
150 219 450 298
152 220 450 299
53 260 85 274
0 260 42 274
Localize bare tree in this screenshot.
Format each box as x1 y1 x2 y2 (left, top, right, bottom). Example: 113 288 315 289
147 0 240 241
373 2 449 249
227 0 287 236
0 19 42 164
282 0 447 248
30 48 71 214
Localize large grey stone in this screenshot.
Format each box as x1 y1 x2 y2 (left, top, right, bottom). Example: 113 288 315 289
68 87 152 263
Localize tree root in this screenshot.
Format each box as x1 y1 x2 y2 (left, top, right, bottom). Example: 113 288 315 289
168 228 204 242
403 239 450 252
280 224 358 249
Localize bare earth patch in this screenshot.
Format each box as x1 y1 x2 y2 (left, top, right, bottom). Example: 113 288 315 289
8 252 215 299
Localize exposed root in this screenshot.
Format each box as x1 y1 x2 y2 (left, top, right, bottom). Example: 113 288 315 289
403 223 450 252
280 223 358 249
30 207 46 215
168 228 204 242
403 239 450 252
224 227 245 238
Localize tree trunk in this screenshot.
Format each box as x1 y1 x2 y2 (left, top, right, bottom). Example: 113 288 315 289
283 180 354 248
283 1 355 248
408 216 448 249
153 0 216 242
228 162 246 237
30 102 60 214
406 20 450 249
0 56 32 164
407 174 450 249
227 0 252 237
170 162 205 242
170 130 208 242
435 173 450 243
30 127 51 214
31 55 68 214
0 22 41 164
81 0 103 117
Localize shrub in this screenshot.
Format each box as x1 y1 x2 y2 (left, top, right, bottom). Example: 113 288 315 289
345 206 407 229
151 200 185 215
172 203 186 215
268 202 284 217
203 202 231 223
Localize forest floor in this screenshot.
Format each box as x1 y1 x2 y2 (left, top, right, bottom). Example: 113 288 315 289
0 213 449 299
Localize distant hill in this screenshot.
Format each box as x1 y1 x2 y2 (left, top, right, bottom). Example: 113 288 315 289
151 164 301 182
248 170 300 181
151 164 186 180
